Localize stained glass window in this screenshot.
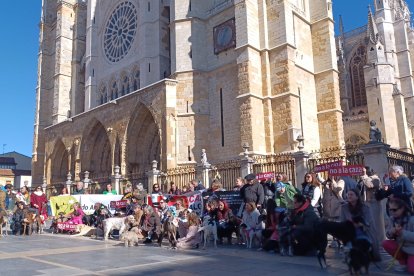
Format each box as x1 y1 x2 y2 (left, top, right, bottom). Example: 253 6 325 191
103 2 138 63
349 46 367 107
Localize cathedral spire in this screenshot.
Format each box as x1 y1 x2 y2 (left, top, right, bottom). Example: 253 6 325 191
339 15 344 37
367 6 380 44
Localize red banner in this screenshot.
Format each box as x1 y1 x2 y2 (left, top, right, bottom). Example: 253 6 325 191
256 172 275 180
110 200 128 209
57 222 78 231
314 161 344 173
328 165 364 176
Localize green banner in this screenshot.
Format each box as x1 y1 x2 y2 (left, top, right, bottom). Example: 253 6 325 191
49 195 78 216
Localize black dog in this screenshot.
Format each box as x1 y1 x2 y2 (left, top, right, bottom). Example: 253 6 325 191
314 220 356 269
346 238 371 275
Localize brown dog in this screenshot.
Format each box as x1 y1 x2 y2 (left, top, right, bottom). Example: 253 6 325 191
22 212 42 235
0 210 9 236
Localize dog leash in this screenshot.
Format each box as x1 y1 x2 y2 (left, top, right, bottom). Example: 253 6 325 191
385 241 404 271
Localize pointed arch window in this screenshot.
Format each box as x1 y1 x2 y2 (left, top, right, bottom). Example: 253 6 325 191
100 86 107 105
121 75 130 95
110 81 118 100
133 70 140 91
349 46 367 107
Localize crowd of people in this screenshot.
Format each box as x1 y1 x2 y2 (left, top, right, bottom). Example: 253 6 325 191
1 164 414 273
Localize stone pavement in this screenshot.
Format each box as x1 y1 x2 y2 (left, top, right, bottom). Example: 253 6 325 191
0 233 407 276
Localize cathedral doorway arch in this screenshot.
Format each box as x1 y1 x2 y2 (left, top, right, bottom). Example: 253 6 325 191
126 103 161 186
50 139 68 185
80 120 112 183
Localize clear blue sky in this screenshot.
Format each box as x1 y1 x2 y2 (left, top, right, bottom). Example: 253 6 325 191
0 0 402 157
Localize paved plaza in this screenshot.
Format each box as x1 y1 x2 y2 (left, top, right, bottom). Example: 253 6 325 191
0 231 404 276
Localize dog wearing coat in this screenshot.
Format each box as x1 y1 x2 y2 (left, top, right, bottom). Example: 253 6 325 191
198 215 218 249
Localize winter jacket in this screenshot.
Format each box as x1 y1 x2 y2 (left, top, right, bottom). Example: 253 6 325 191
275 183 298 209
386 215 414 255
290 201 320 234
240 183 264 206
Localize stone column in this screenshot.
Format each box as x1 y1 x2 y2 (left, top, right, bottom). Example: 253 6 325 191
360 142 389 242
66 172 72 195
293 150 309 188
42 177 47 195
83 171 91 190
202 165 211 189
240 144 254 178
146 160 161 194
360 142 391 180
112 165 121 194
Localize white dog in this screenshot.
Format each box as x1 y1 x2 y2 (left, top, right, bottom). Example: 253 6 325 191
103 215 135 241
241 221 265 249
120 227 143 247
198 215 218 249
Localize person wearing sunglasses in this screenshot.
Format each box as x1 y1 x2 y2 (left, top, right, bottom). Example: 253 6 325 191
383 198 414 273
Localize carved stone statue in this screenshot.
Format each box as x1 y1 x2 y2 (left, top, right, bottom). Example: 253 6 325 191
369 120 382 143
201 149 210 167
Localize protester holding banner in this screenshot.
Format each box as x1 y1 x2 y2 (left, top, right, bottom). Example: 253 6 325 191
73 181 86 195
103 183 117 195
66 202 85 225
152 183 163 195
233 177 244 192
168 181 181 195
301 173 322 217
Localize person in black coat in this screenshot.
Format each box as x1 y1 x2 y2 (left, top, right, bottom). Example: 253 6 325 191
240 174 265 208
11 201 26 235
279 194 320 256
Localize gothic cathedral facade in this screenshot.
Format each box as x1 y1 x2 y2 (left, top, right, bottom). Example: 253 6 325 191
32 0 343 186
338 0 414 151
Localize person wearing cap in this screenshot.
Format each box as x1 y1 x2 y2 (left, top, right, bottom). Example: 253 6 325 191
240 173 264 209
275 177 298 210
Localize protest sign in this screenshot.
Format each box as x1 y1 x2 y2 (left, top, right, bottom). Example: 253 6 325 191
72 195 123 215
328 165 365 176
256 172 275 181
313 160 343 173
110 200 128 209
202 191 243 216
186 191 203 215
49 195 78 216
57 222 78 231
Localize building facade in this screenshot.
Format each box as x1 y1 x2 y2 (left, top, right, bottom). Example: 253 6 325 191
32 0 344 187
337 0 414 151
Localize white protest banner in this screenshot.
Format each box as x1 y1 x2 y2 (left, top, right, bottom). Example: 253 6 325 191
72 195 123 215
186 191 203 215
